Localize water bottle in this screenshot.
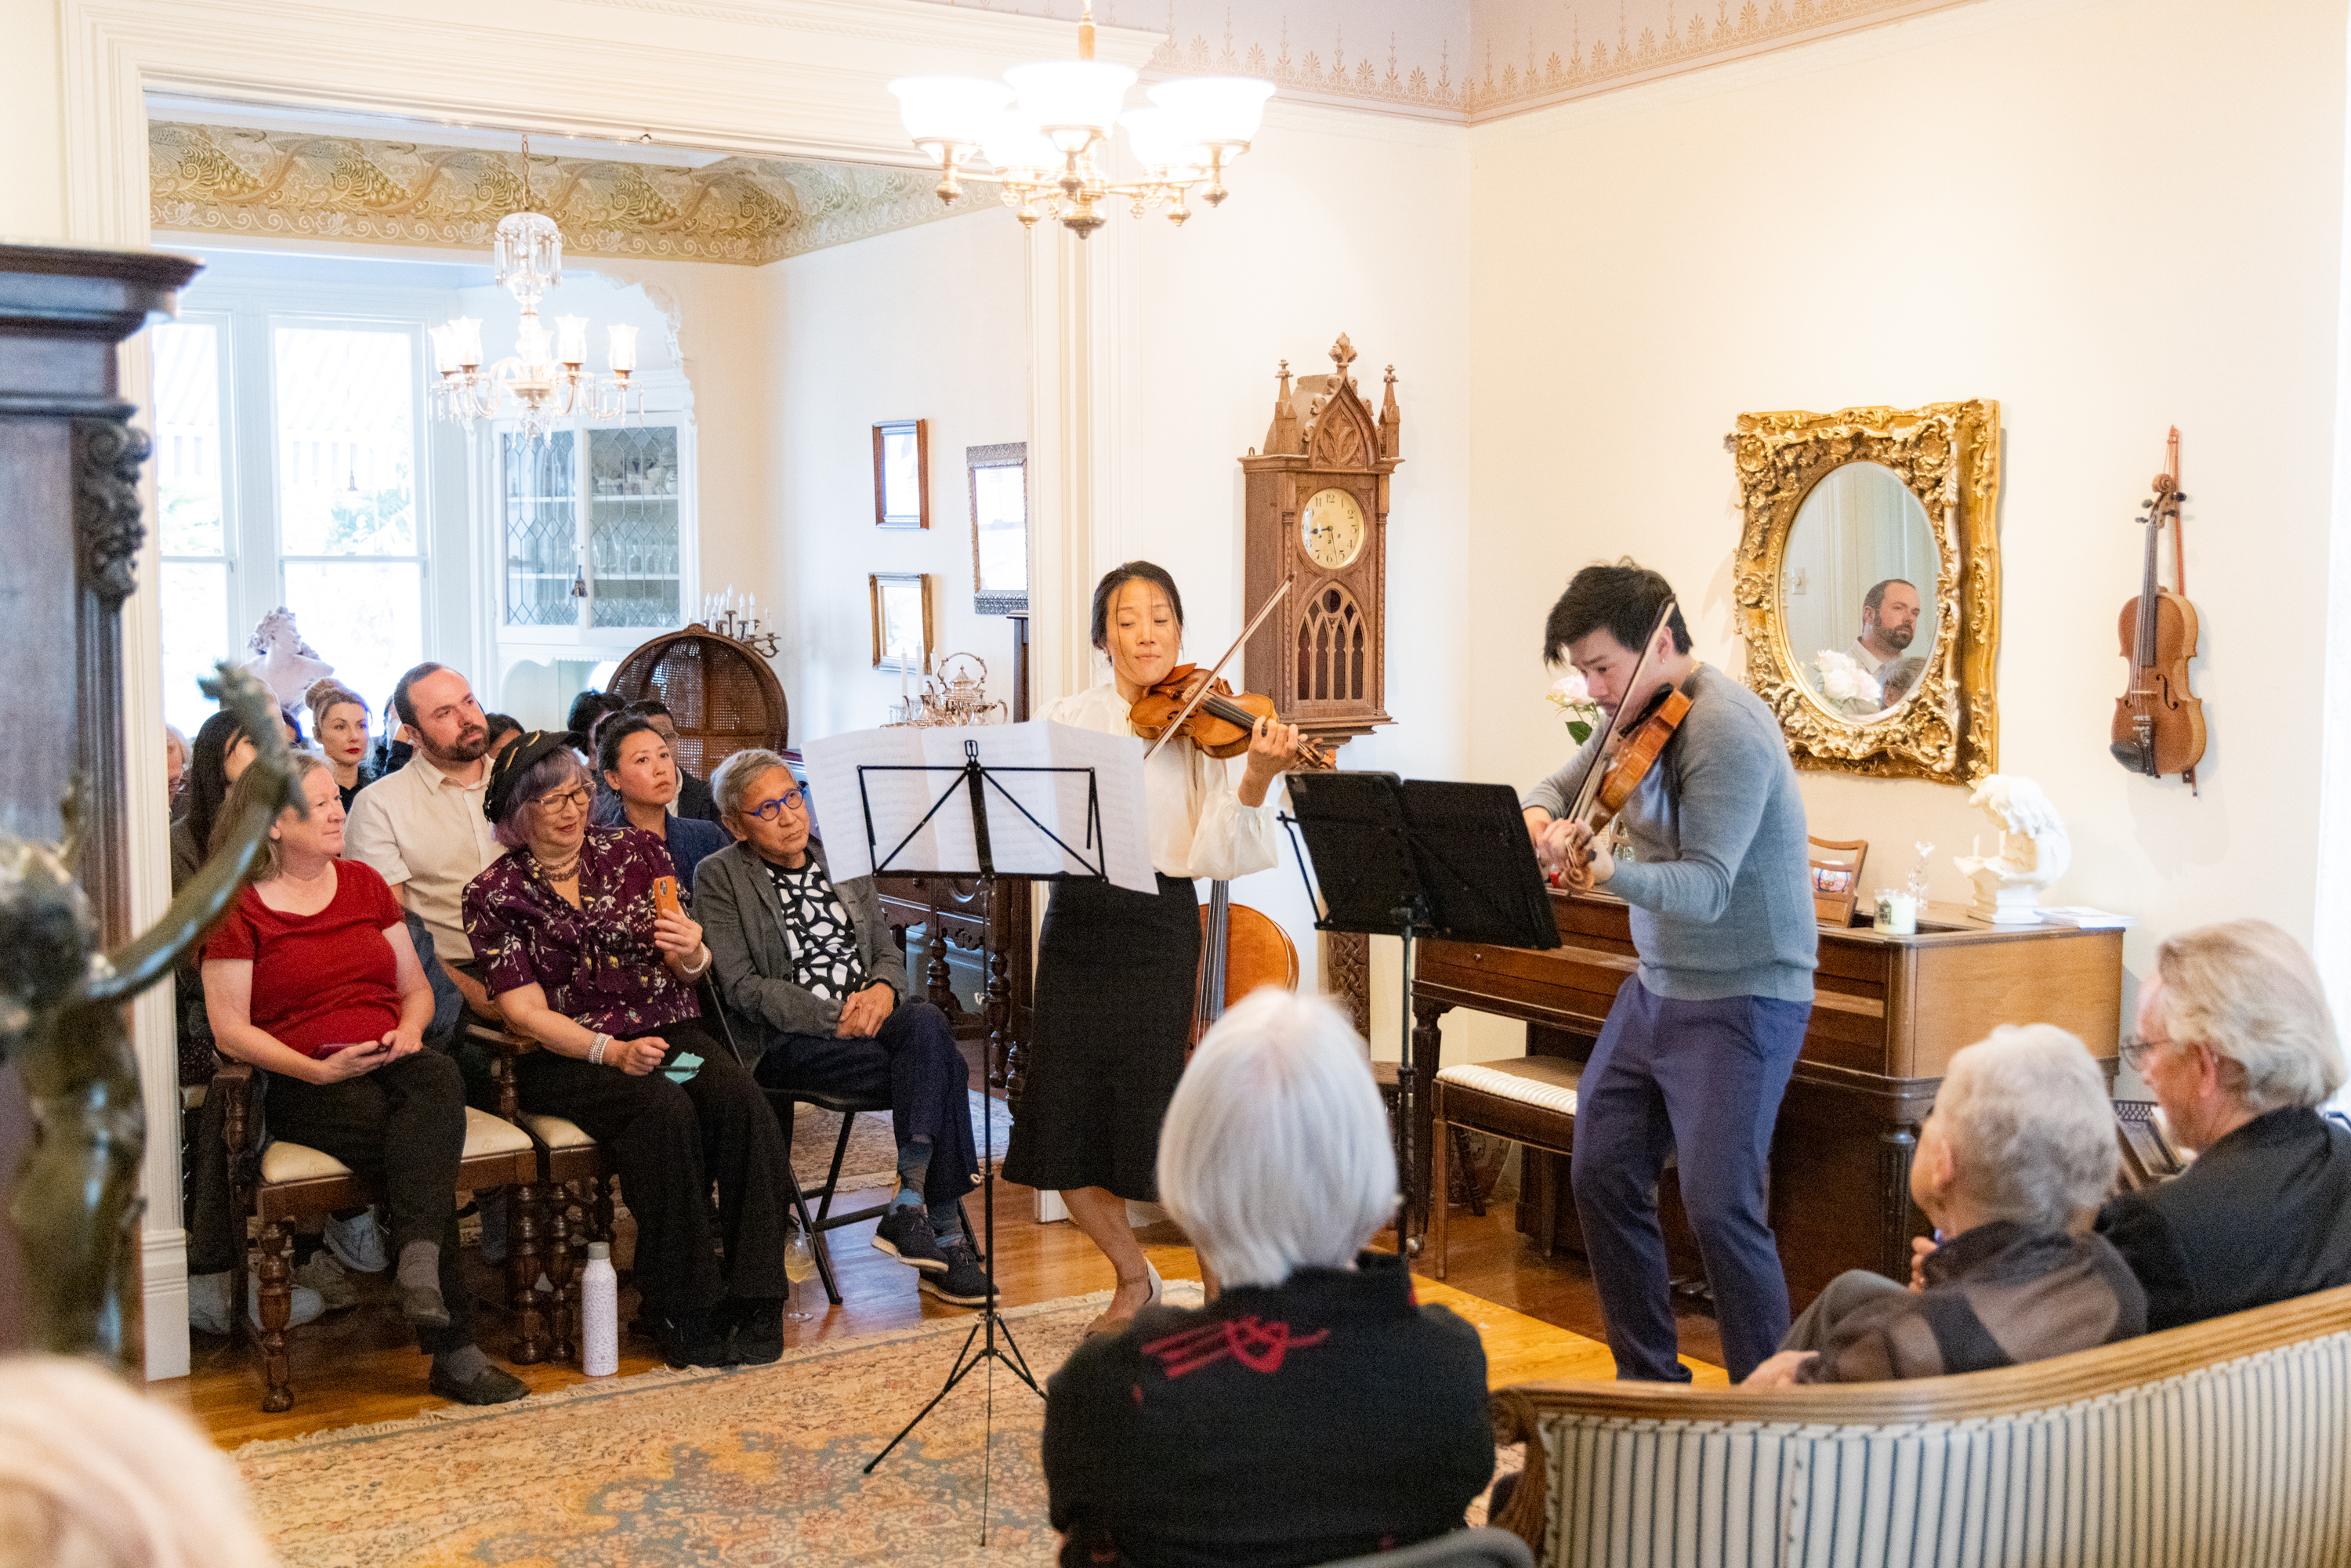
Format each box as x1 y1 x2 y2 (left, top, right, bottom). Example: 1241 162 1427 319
581 1240 618 1377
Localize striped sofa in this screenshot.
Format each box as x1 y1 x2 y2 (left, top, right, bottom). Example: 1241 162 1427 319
1487 1283 2351 1567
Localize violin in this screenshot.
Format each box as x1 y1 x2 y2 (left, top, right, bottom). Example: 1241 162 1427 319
2110 457 2204 789
1130 666 1330 767
1555 599 1692 887
1190 878 1299 1056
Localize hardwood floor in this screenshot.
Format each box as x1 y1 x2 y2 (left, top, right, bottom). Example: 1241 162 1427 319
154 1179 1729 1450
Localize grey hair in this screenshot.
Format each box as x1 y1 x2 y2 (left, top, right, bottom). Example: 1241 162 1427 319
1930 1024 2118 1232
712 748 792 824
0 1354 276 1568
1157 988 1397 1288
491 747 586 850
2150 919 2345 1113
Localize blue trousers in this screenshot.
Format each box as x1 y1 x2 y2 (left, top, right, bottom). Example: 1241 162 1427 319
1570 976 1810 1382
750 1001 978 1211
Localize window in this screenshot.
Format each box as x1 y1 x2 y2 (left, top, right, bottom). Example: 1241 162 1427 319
150 302 432 732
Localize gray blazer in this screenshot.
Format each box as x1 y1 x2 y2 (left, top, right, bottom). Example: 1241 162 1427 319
694 837 908 1041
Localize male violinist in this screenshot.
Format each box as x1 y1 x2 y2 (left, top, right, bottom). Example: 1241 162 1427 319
1522 561 1817 1382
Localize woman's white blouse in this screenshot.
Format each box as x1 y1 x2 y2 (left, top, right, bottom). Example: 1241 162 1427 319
1043 682 1282 882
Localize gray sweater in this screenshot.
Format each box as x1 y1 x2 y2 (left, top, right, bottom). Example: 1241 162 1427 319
1524 664 1817 1002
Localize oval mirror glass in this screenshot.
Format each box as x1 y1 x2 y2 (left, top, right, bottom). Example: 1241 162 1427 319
1778 462 1940 721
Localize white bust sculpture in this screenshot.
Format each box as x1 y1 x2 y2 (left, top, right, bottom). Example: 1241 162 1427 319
1951 773 2071 924
242 607 334 712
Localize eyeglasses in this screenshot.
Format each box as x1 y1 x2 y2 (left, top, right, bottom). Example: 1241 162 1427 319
746 788 806 822
534 786 595 817
2121 1032 2179 1071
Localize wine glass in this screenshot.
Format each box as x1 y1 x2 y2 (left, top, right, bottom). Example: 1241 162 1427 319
782 1227 817 1320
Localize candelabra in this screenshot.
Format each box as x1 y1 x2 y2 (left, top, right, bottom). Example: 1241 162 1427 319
701 589 777 657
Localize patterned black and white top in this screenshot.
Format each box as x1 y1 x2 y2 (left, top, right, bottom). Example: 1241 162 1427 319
764 858 868 1002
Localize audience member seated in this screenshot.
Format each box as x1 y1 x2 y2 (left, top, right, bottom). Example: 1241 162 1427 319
696 748 989 1307
165 722 188 812
590 715 726 889
484 711 523 762
567 687 629 751
346 664 505 1025
199 753 527 1406
2096 918 2351 1331
1747 1024 2141 1388
306 677 378 811
462 733 799 1368
629 697 723 823
1043 990 1494 1568
0 1355 276 1568
172 709 256 891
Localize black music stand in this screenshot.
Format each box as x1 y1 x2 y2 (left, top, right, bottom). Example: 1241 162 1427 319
1280 773 1559 1242
852 737 1117 1544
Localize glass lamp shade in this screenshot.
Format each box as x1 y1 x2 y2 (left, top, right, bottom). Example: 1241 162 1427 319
978 111 1061 176
1117 107 1208 174
1005 59 1136 150
1147 76 1275 147
607 323 639 374
555 314 589 365
888 76 1012 147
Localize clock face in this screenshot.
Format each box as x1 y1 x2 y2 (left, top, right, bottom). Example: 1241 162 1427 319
1299 487 1367 570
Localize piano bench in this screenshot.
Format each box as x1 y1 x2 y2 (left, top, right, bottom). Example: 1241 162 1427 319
1429 1058 1582 1283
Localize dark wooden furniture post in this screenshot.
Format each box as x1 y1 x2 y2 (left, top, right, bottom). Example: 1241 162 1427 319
0 244 201 1352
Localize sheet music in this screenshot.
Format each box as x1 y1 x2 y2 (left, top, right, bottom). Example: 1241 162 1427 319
802 721 1155 893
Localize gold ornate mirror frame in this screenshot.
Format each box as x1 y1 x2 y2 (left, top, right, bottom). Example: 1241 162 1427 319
1729 400 2001 784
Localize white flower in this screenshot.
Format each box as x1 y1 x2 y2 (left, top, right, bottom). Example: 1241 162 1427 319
1814 650 1882 712
1549 673 1593 705
1545 673 1603 742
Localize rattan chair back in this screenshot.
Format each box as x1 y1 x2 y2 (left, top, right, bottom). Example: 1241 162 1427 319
609 628 788 779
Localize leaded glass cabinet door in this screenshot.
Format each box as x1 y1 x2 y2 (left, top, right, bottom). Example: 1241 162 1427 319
503 429 578 628
586 424 681 628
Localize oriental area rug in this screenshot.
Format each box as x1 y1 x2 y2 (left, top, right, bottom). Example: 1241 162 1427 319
237 1286 1172 1567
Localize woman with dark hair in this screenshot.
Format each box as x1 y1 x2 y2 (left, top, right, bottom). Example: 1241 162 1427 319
1001 560 1309 1334
200 752 526 1405
565 688 629 751
172 710 257 892
461 733 799 1367
483 712 524 761
593 715 726 888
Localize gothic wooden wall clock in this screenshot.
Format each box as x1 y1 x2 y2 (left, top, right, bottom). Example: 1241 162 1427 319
1239 334 1401 758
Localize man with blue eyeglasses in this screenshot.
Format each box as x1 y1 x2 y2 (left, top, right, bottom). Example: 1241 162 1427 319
694 748 992 1308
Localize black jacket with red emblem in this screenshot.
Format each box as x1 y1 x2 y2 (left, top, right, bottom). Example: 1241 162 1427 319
1042 1250 1493 1568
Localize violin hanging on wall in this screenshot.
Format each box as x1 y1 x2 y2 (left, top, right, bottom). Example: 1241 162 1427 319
2110 429 2205 792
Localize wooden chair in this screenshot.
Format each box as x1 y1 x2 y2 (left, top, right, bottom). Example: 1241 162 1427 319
216 1055 541 1412
609 625 788 782
1427 1059 1583 1281
1806 835 1869 926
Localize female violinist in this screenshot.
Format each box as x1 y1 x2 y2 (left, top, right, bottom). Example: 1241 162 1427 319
1002 560 1308 1334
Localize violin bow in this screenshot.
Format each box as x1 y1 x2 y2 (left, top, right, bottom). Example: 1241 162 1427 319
1142 576 1297 763
1564 595 1679 827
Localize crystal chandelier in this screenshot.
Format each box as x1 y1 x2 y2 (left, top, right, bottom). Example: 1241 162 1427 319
888 2 1273 237
428 136 642 440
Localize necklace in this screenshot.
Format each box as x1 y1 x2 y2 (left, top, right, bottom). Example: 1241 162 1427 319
534 847 582 883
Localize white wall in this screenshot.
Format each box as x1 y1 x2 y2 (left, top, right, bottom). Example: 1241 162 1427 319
1462 0 2347 1063
765 207 1030 746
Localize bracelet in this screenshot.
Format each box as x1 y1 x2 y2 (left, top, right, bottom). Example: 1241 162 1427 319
681 944 712 981
589 1033 611 1066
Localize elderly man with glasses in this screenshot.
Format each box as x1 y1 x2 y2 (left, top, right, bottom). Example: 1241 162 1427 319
2096 918 2351 1332
694 749 990 1308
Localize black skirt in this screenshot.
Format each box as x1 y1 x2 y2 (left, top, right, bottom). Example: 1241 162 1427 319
1002 872 1198 1202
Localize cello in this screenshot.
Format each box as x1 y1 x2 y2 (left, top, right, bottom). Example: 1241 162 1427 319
1190 878 1300 1052
2110 450 2205 791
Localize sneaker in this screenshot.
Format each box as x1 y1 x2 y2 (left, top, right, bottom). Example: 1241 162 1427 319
322 1207 388 1273
723 1296 785 1365
292 1253 360 1311
919 1244 999 1308
657 1307 738 1369
243 1274 325 1331
872 1205 952 1274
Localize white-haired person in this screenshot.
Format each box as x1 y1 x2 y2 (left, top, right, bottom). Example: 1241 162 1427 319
2096 918 2351 1331
1041 990 1494 1568
0 1356 276 1568
1747 1024 2143 1388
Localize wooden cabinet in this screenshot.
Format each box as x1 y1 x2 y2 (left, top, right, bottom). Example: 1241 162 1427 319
1411 890 2123 1300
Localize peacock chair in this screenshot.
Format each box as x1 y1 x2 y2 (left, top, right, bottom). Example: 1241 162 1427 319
607 625 788 778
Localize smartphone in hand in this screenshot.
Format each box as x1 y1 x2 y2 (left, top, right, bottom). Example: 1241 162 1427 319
652 876 683 920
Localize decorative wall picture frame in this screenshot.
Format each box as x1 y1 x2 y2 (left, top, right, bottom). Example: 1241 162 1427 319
968 440 1028 616
872 418 929 529
870 570 933 673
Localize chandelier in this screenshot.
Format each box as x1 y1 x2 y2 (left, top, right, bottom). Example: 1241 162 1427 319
888 2 1273 237
427 136 642 440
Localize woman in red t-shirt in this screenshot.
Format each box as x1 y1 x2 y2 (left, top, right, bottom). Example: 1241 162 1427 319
202 753 525 1407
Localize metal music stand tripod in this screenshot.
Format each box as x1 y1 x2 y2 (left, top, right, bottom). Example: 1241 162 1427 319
853 738 1113 1543
1278 773 1559 1242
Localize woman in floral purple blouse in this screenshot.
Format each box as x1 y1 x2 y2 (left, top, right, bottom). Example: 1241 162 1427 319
461 732 798 1368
